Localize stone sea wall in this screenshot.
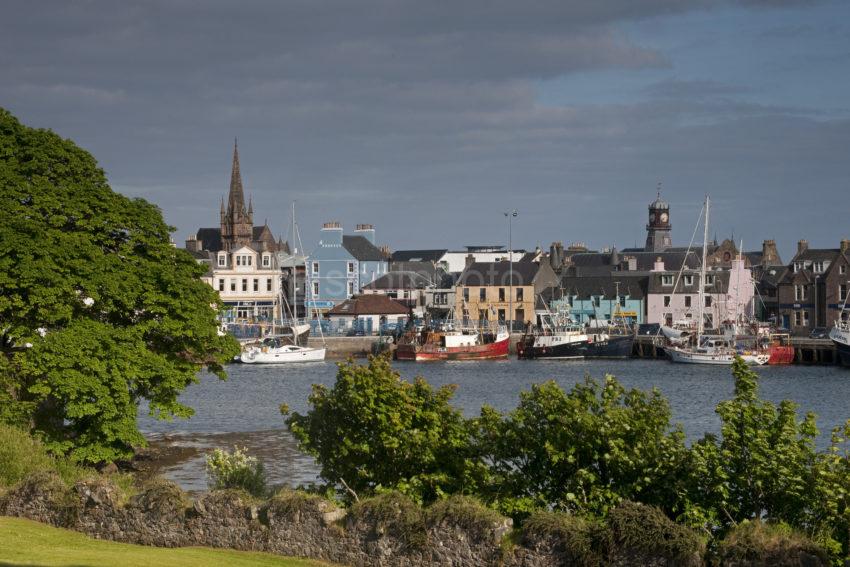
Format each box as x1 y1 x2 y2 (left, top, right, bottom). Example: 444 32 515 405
0 472 829 567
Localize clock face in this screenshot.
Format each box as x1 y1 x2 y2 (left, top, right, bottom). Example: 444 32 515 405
649 213 656 223
660 212 668 223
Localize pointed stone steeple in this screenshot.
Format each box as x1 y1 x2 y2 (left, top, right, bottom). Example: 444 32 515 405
227 138 245 216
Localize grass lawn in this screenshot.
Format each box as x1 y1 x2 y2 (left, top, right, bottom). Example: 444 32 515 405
0 517 334 567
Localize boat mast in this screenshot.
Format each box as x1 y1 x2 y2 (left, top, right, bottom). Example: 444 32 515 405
698 196 710 339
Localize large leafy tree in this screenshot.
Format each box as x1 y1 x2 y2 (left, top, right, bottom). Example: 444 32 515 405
0 109 239 463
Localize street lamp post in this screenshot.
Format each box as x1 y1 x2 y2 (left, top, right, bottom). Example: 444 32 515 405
504 209 518 332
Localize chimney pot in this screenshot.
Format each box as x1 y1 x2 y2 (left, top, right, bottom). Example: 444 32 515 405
797 239 809 255
841 239 850 253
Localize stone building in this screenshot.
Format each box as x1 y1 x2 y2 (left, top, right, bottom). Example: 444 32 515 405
184 141 287 321
776 239 850 335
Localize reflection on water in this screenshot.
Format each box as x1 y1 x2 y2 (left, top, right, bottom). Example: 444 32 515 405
138 358 850 491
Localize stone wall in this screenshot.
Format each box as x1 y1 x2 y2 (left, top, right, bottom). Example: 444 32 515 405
0 473 829 567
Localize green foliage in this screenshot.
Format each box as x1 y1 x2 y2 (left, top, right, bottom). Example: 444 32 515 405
349 491 427 548
0 423 87 487
607 500 704 563
425 494 505 542
285 355 483 504
476 375 689 517
0 108 239 463
717 520 831 566
205 446 267 498
688 358 819 531
521 511 607 566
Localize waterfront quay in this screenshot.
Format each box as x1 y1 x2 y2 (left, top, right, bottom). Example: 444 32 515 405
633 335 839 364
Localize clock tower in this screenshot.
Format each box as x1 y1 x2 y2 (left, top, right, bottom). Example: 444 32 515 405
645 189 672 252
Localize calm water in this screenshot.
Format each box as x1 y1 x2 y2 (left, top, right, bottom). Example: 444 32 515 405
138 359 850 491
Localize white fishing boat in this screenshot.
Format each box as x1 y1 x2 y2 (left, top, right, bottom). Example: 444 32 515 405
830 294 850 367
239 202 326 364
667 196 766 366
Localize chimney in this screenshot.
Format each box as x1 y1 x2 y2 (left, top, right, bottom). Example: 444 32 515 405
652 256 665 272
626 256 637 271
465 253 475 268
184 234 201 252
761 239 779 265
549 241 563 271
355 223 376 245
379 244 392 259
321 221 343 246
609 246 619 266
841 239 850 253
797 239 809 255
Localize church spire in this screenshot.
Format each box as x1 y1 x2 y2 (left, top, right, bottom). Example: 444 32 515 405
227 138 245 215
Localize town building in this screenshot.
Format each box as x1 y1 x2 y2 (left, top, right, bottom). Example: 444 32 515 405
455 259 558 327
645 255 755 328
744 240 784 322
326 294 410 335
546 275 648 326
391 246 526 274
361 270 434 317
184 141 286 321
645 191 672 252
775 240 850 335
307 223 388 313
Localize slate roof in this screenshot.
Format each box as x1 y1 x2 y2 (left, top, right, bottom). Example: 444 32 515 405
196 228 223 252
458 260 541 287
567 250 700 276
391 249 448 263
342 235 386 261
558 275 649 300
362 271 433 290
328 294 410 316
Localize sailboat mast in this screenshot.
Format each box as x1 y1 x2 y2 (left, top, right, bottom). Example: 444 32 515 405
291 202 297 323
698 196 710 337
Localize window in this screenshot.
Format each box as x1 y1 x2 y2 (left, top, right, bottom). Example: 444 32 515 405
479 288 486 301
795 285 808 301
663 296 671 307
840 265 847 275
662 275 674 286
803 310 810 326
813 261 824 273
794 262 804 273
312 282 319 297
218 279 224 292
236 256 241 266
619 295 626 307
840 284 847 301
253 279 258 292
683 275 693 286
230 279 236 292
593 296 601 307
348 281 355 296
516 288 524 302
348 262 355 274
218 255 226 267
242 279 248 292
247 256 252 266
312 262 319 275
498 309 506 321
498 288 505 301
705 275 715 286
267 278 272 291
262 255 270 267
705 296 712 307
684 296 692 308
463 288 470 302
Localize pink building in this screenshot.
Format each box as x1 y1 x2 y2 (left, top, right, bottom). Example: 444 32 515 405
646 256 755 329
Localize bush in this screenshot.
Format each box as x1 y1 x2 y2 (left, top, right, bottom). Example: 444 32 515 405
205 446 267 497
718 520 830 566
607 501 704 564
350 491 427 548
426 494 507 542
521 510 607 567
0 424 86 487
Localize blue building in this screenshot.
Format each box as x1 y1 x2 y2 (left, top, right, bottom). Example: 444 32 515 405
546 275 647 326
307 222 388 314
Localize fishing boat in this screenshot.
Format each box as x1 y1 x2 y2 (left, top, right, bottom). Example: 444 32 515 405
240 203 326 364
516 306 587 359
667 196 767 366
830 295 850 367
395 319 509 361
765 332 795 365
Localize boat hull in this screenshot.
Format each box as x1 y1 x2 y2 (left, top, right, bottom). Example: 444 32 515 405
520 335 634 359
767 345 795 365
667 347 768 366
395 336 509 361
831 327 850 367
240 347 326 363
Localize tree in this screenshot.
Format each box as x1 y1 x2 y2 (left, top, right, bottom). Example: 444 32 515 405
476 376 690 519
284 355 483 504
0 108 239 463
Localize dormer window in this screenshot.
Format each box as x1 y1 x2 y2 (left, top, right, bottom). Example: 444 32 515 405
705 275 715 286
661 275 674 286
683 275 693 286
262 255 270 267
218 254 226 267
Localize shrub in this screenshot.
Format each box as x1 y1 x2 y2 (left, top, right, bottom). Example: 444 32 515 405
607 500 704 564
205 446 267 497
521 510 607 567
718 520 830 566
350 491 427 548
0 424 86 487
426 494 507 542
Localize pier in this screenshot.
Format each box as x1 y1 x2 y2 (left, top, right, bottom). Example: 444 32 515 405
633 335 838 365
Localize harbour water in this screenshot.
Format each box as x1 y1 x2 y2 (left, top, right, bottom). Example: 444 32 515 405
138 359 850 492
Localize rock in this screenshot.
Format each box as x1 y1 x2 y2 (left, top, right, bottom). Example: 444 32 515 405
322 508 346 526
193 500 207 516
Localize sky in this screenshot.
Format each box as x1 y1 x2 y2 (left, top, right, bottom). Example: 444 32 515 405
1 0 848 260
